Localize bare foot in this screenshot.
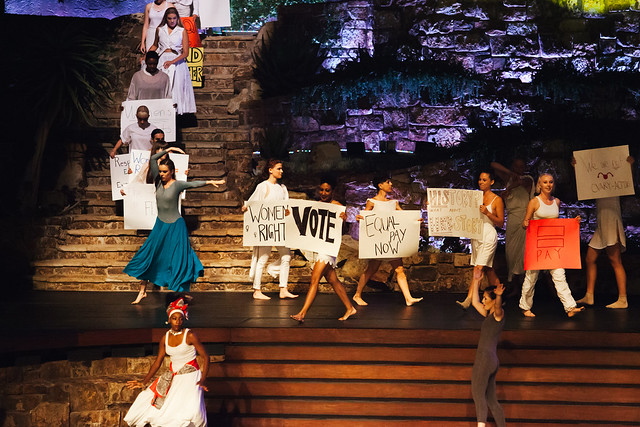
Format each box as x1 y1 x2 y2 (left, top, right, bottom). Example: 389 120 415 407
131 291 147 305
456 297 471 310
353 295 368 306
339 306 357 321
290 313 304 323
576 293 594 305
567 306 585 317
279 289 298 299
406 297 424 307
522 309 535 317
253 290 270 300
606 298 628 309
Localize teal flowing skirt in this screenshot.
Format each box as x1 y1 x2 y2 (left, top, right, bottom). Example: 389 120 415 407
124 217 203 292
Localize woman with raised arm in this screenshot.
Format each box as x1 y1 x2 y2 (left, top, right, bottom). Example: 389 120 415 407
124 147 225 304
242 159 297 300
353 173 423 307
470 279 506 427
291 175 356 322
519 173 584 317
124 298 208 426
149 7 196 115
458 170 505 309
141 0 174 54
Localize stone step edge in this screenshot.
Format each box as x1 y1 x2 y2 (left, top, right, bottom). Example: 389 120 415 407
64 227 242 237
56 244 252 252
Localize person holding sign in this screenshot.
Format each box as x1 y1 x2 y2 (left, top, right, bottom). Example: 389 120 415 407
573 156 633 309
150 8 197 115
291 176 356 322
127 51 171 101
174 0 202 48
124 148 225 304
469 280 506 427
242 159 298 300
124 298 208 427
520 174 584 317
110 106 158 158
457 171 505 309
353 173 423 307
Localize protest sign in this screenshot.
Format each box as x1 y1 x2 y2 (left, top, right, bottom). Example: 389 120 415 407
358 210 421 259
573 145 634 200
121 99 176 142
110 154 130 201
187 48 203 88
129 149 151 181
200 0 231 28
168 152 190 200
427 188 484 240
124 184 158 230
524 218 581 270
285 200 345 257
243 200 289 246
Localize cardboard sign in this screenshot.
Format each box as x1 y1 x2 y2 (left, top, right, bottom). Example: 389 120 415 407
130 149 151 181
110 154 130 201
187 48 204 88
574 145 634 200
124 184 158 230
200 0 231 28
121 99 176 142
285 200 345 257
243 200 289 246
524 218 581 270
427 188 484 240
358 210 421 259
168 152 189 200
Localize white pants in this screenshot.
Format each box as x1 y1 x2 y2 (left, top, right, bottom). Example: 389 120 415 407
249 246 291 290
520 269 577 312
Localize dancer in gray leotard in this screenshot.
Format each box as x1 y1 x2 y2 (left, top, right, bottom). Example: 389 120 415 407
470 277 506 427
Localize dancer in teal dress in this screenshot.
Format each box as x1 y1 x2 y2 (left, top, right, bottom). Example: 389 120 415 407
125 147 225 304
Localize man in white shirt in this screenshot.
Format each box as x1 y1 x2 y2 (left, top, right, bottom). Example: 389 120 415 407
110 106 158 158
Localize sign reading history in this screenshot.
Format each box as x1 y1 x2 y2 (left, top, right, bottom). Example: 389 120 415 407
573 145 634 200
285 200 345 257
426 188 484 240
358 210 421 259
187 48 204 88
121 99 176 142
110 154 130 201
524 218 581 270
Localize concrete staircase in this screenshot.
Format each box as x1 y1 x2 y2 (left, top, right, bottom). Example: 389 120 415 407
32 35 312 293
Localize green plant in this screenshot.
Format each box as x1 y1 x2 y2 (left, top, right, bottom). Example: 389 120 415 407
257 125 292 159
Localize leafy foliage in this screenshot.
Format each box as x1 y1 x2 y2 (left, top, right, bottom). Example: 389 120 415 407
231 0 326 31
257 126 292 160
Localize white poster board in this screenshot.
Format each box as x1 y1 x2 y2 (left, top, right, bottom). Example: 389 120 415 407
285 200 345 257
358 210 421 259
124 184 158 230
110 154 130 201
130 149 151 182
200 0 231 28
573 145 634 200
168 152 190 200
121 99 176 142
427 188 484 240
243 200 288 246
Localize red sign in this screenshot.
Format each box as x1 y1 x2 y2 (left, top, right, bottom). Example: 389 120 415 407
524 218 581 270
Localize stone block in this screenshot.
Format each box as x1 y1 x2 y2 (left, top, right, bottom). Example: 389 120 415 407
91 358 128 376
30 402 69 427
68 381 108 411
5 394 44 412
435 1 462 16
437 262 456 275
453 32 490 52
506 22 538 36
408 124 429 141
427 127 464 147
3 411 30 427
409 106 467 126
423 34 457 49
454 253 471 267
107 380 138 405
438 252 454 263
70 410 122 427
375 10 400 29
127 356 154 375
500 7 527 22
409 266 438 282
383 110 408 129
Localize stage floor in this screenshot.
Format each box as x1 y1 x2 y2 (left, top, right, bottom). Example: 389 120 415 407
9 288 639 333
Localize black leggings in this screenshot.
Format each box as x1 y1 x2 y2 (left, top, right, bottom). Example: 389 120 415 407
471 360 506 426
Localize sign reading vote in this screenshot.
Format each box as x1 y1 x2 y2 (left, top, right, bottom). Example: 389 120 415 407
286 200 345 257
358 210 421 259
524 218 581 270
243 200 288 246
574 145 634 200
121 99 176 142
124 184 158 230
110 154 130 201
427 188 484 240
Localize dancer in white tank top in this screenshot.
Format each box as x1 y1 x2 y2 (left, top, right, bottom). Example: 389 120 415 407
520 173 584 317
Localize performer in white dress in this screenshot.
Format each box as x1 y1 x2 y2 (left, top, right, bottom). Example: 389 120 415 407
572 156 633 308
242 159 298 300
150 7 197 115
457 171 505 309
353 173 423 307
124 298 208 427
141 0 173 53
519 173 584 317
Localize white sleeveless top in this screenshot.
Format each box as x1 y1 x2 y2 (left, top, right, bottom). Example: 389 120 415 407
369 198 397 213
157 25 185 56
532 196 559 220
165 328 196 370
